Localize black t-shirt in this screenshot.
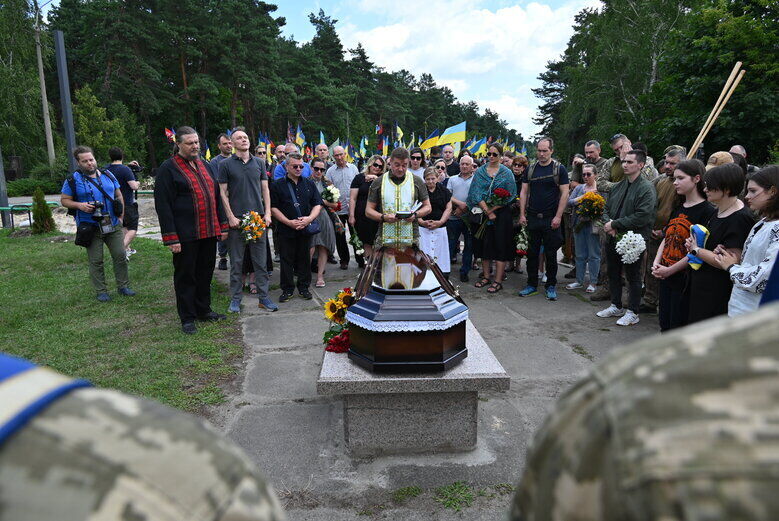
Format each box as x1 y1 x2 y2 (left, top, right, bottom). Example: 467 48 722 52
661 201 716 289
350 174 373 218
522 162 570 213
103 163 136 205
446 161 460 177
688 206 755 322
426 183 452 221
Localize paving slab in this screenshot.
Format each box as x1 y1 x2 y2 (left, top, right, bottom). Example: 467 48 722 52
243 347 322 401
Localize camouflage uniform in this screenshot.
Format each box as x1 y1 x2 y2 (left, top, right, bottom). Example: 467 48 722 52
508 302 779 521
0 383 286 521
597 156 658 195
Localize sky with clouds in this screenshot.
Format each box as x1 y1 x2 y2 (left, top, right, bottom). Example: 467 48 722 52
275 0 601 140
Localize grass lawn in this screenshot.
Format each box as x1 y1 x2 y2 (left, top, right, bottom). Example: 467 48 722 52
0 229 242 411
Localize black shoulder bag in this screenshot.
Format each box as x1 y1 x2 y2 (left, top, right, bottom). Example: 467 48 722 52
286 181 320 236
84 172 123 217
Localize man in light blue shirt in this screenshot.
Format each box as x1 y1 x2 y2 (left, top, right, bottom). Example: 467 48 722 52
446 155 476 282
273 143 311 180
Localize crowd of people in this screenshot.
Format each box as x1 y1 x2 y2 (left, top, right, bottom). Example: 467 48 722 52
61 128 778 334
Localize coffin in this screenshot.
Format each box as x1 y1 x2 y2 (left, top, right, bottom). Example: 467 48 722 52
346 246 469 372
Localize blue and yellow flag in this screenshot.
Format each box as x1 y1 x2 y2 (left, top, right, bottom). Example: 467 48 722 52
395 122 404 141
359 136 367 158
438 122 466 146
205 145 212 161
319 131 325 145
521 143 527 155
421 129 440 150
382 136 389 156
295 124 305 147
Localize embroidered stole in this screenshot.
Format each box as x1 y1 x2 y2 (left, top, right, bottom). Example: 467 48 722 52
380 172 414 246
172 155 221 239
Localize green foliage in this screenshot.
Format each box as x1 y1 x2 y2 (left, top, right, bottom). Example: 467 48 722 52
391 486 422 504
6 178 60 197
29 155 70 182
434 482 474 512
31 188 56 234
534 0 778 165
73 86 144 164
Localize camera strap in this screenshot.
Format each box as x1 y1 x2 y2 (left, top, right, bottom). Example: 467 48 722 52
83 172 116 204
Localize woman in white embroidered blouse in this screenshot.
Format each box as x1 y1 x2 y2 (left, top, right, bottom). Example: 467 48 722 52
716 166 779 316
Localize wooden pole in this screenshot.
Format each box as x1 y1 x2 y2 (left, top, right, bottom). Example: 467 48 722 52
689 61 741 156
691 69 745 159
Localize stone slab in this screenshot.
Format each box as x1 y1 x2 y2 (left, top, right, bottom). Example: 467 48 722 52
317 320 510 395
344 391 477 457
243 311 325 351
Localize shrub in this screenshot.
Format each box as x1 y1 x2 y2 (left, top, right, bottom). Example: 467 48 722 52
31 188 56 234
6 178 61 197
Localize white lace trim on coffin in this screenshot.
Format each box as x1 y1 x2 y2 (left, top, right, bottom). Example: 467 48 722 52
346 309 468 332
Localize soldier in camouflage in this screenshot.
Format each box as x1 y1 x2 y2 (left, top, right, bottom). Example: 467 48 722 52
0 364 286 521
508 301 779 521
597 134 658 194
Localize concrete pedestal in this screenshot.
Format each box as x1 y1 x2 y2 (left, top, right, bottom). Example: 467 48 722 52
317 320 509 456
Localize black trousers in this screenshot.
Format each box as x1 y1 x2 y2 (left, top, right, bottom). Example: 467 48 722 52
606 239 644 313
334 214 364 267
173 237 217 324
279 234 312 293
658 279 689 331
526 214 563 288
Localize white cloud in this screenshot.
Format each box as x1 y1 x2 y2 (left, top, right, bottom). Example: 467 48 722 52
336 0 599 136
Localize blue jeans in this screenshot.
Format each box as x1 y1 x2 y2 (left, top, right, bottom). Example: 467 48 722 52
446 219 473 276
573 225 601 285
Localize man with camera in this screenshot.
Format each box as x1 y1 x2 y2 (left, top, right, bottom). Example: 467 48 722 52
61 145 135 302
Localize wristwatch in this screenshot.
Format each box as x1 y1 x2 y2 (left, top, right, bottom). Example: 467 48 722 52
380 213 385 222
691 247 699 256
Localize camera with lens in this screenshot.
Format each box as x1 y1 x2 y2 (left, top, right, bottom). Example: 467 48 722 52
90 201 113 234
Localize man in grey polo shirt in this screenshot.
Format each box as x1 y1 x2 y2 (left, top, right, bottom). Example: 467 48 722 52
218 128 277 313
446 155 476 282
326 146 361 269
211 133 234 270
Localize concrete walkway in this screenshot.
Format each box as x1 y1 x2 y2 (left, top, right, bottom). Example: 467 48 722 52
212 257 659 520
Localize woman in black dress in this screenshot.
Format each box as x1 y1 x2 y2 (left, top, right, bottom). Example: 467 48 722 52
686 163 755 323
466 143 517 293
349 154 383 258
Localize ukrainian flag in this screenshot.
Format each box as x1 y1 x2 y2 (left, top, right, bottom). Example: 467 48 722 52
205 145 212 161
295 124 305 147
421 129 440 150
474 138 488 157
382 137 389 156
396 122 404 141
359 136 367 158
319 131 325 145
437 121 466 146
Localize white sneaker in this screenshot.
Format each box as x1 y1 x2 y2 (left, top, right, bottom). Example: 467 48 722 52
597 304 624 318
566 282 583 290
586 284 597 293
616 310 640 326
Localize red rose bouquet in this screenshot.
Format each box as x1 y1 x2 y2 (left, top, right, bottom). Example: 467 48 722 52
475 187 513 239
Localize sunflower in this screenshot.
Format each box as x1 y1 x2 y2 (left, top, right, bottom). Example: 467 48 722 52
324 299 341 320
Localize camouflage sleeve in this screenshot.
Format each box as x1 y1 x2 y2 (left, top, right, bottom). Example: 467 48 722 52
596 158 616 194
0 388 286 521
508 377 623 521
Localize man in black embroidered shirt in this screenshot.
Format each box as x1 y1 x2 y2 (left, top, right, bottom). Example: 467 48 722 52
270 152 323 302
154 126 229 334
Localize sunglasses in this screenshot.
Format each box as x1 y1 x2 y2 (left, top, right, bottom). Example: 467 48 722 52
435 165 446 170
582 173 593 177
290 165 304 170
411 156 423 160
487 152 499 157
373 163 384 168
312 167 326 172
257 151 266 155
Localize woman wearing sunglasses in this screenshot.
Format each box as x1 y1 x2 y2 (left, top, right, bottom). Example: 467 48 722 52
409 147 426 178
309 158 338 287
349 155 384 258
467 143 517 293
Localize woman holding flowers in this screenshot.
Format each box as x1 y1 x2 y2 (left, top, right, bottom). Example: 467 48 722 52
566 163 604 293
310 158 338 287
651 159 715 331
467 143 517 293
349 155 383 258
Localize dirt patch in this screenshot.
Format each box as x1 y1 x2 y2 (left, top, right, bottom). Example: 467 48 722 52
9 229 32 238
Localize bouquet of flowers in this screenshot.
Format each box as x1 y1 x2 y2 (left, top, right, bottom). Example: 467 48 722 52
321 185 341 212
615 231 646 264
574 191 606 232
240 211 267 242
515 226 529 256
474 187 513 239
349 233 365 256
322 287 356 352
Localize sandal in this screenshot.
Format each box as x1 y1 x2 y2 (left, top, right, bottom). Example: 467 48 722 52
474 277 491 288
487 282 503 294
315 280 326 288
248 282 258 294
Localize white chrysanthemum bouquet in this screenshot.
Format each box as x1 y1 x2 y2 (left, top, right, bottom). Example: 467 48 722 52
615 231 646 264
322 185 341 211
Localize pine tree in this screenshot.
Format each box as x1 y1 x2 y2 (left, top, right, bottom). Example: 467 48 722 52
31 187 56 234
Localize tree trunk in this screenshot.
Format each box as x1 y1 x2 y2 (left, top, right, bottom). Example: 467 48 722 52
143 111 158 169
230 87 238 128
